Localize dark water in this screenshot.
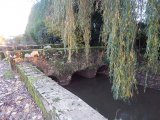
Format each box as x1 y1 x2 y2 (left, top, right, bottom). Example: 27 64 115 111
64 74 160 120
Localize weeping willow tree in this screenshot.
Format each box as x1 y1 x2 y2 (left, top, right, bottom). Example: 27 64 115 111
102 0 159 100
44 0 94 61
145 0 160 74
102 0 138 100
26 0 160 100
78 0 94 61
45 0 67 38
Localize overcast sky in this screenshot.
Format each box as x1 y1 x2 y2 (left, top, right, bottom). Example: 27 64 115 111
0 0 34 38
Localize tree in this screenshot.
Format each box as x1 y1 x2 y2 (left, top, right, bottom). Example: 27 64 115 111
26 0 160 100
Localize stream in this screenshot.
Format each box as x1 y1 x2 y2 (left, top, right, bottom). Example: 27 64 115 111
64 74 160 120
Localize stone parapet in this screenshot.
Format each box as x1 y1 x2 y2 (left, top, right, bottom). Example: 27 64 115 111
16 62 107 120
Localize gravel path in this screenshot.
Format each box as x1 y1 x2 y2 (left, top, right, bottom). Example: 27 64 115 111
0 60 44 120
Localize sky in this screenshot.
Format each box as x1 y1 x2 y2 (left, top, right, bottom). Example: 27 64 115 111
0 0 34 38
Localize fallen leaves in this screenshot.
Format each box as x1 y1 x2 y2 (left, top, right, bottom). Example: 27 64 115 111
0 60 44 120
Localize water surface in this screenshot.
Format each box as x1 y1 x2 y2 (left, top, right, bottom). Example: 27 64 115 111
64 74 160 120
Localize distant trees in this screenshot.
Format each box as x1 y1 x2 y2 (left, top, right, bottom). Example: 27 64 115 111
25 1 46 44
25 0 61 44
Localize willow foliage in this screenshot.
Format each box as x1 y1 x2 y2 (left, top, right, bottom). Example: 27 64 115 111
145 0 160 73
44 0 94 61
45 0 67 37
78 0 94 60
62 0 76 61
26 0 160 100
102 0 138 100
101 0 113 44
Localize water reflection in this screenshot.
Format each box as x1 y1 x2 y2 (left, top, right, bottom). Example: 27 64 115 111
64 74 160 120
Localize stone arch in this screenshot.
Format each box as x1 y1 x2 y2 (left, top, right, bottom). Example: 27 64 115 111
97 65 109 76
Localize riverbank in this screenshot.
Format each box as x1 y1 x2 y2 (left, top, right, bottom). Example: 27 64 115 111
0 60 44 120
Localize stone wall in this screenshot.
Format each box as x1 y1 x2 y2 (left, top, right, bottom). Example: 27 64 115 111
16 62 107 120
0 44 63 51
10 47 106 85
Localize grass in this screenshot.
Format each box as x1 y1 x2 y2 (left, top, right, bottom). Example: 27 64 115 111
3 70 14 79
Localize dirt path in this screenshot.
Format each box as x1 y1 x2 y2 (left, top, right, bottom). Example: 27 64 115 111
0 60 44 120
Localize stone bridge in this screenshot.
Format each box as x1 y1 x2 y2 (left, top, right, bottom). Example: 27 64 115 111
7 46 107 85
1 44 160 90
0 45 108 120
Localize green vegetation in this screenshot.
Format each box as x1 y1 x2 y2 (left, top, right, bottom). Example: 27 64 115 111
102 0 138 100
26 0 160 100
16 65 49 118
145 0 160 74
0 52 5 60
4 70 14 79
25 1 46 44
